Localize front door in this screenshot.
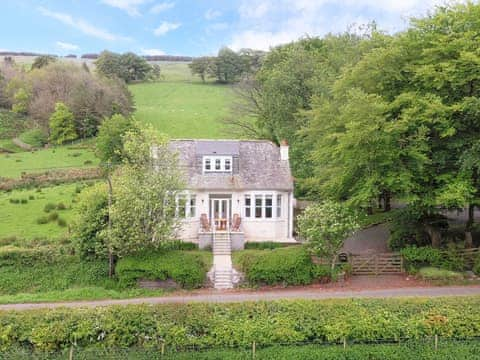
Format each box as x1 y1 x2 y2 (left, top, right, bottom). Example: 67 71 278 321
210 198 230 231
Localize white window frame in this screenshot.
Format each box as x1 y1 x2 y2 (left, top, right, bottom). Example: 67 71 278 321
244 192 284 219
203 156 233 173
175 193 197 218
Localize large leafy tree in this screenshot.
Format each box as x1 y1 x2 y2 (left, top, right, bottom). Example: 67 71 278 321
105 126 184 268
48 102 78 145
297 201 359 271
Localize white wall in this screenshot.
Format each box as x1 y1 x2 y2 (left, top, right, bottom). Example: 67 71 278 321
178 190 294 243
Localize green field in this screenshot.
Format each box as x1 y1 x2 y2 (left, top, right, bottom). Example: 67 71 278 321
0 144 98 179
0 182 92 241
130 82 236 139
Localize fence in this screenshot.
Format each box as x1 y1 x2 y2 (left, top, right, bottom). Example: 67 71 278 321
350 252 404 275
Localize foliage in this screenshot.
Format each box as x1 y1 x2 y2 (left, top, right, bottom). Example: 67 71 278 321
0 109 27 139
116 250 211 289
418 267 464 281
95 51 153 83
400 246 444 272
297 201 359 269
474 255 480 275
188 56 213 82
244 241 284 250
106 126 184 258
234 247 327 285
11 87 30 114
208 47 247 83
0 297 479 351
48 102 78 145
18 129 47 148
72 183 109 258
95 114 136 166
31 55 56 70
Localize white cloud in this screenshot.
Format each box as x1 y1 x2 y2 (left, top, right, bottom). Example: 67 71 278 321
38 7 129 41
141 48 165 55
150 2 175 14
153 21 181 36
55 41 79 51
101 0 148 17
204 8 222 20
230 0 448 51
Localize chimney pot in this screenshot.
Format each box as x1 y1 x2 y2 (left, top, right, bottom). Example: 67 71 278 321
280 139 289 161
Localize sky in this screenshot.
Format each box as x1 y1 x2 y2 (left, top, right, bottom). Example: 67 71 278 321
0 0 457 57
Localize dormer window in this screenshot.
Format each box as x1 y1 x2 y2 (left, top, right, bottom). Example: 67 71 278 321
203 156 232 173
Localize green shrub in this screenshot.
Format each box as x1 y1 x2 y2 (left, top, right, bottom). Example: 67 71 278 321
84 160 93 165
162 240 198 251
47 212 59 222
400 246 443 272
56 202 66 210
474 255 480 276
116 250 210 289
19 129 48 148
36 216 49 225
43 203 56 213
20 199 28 204
57 218 67 227
245 241 284 250
418 267 464 281
28 195 34 200
0 297 479 352
9 198 19 204
235 247 315 286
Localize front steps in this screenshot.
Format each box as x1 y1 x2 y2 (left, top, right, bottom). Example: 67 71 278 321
212 232 233 289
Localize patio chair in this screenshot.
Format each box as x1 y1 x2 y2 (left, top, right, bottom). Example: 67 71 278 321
231 213 241 232
200 213 211 232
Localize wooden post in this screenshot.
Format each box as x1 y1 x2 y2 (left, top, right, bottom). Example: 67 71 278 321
69 346 74 360
343 337 347 349
161 341 165 357
435 334 438 351
252 341 256 359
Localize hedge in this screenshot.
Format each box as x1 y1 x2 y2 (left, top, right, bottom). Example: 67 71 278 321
234 247 331 285
116 250 211 289
0 297 480 352
5 341 480 359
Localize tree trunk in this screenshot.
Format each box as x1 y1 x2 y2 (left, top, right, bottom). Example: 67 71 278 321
331 254 337 273
424 223 441 248
384 191 391 212
465 203 475 248
107 174 115 277
378 195 383 210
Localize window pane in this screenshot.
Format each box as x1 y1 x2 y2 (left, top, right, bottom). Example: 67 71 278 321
225 158 231 171
189 195 196 217
215 158 221 170
205 158 211 170
245 195 251 217
255 195 262 218
277 194 282 218
265 195 272 218
177 195 187 218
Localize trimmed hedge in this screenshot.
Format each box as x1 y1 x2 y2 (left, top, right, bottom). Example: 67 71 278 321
0 297 480 352
234 247 331 285
244 241 284 250
116 250 211 289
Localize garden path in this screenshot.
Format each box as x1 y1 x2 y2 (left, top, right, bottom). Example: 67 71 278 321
1 280 479 311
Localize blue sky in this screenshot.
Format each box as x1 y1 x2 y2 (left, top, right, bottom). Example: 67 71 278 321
0 0 453 56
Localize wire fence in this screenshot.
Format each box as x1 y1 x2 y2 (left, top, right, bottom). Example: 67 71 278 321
3 336 480 360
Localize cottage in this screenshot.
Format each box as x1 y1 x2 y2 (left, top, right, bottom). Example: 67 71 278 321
168 139 296 250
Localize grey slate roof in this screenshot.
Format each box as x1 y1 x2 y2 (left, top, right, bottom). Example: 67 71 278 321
168 139 293 191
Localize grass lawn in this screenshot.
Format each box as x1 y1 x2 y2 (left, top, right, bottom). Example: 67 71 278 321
130 81 237 139
0 143 98 179
0 182 93 242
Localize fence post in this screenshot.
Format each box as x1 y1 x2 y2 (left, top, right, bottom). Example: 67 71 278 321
434 335 438 351
69 346 74 360
161 341 165 357
343 337 347 349
252 341 256 359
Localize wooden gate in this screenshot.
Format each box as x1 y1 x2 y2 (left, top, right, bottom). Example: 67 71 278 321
350 253 404 275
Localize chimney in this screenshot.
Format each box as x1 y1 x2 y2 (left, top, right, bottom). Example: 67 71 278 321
280 139 289 161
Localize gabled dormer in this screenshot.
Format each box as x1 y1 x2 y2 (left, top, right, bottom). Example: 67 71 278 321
203 155 232 173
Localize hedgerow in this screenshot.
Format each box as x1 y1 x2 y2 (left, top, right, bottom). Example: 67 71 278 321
116 250 211 289
234 247 332 285
0 297 480 352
